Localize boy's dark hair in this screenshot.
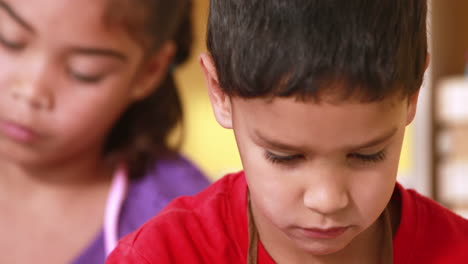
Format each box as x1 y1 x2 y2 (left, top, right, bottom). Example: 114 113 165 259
207 0 428 101
103 0 192 179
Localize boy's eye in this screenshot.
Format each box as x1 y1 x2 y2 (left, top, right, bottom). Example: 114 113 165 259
68 69 105 84
264 151 304 165
348 150 386 163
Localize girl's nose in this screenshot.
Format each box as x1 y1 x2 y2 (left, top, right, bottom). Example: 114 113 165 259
10 77 53 110
9 52 54 110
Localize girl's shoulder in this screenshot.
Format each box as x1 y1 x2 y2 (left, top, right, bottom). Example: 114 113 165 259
118 154 210 236
107 172 248 264
142 154 210 197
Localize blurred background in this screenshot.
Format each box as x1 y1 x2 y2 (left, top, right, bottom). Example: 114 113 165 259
175 0 468 217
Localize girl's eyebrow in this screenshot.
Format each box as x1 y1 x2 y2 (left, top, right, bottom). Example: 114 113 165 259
0 1 35 33
0 1 127 63
71 47 128 63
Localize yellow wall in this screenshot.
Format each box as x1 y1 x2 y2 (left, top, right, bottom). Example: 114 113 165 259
175 0 413 180
175 0 242 180
399 126 412 174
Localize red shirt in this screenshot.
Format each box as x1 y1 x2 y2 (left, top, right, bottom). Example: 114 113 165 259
106 171 468 264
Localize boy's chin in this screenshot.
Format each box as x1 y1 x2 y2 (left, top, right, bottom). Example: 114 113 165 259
291 234 352 256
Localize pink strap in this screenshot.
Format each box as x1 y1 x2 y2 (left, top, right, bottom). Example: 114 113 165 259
103 164 128 256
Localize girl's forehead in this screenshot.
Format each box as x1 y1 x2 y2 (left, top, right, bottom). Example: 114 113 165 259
5 0 111 30
2 0 143 52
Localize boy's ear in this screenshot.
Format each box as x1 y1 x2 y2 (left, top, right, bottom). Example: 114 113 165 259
199 53 233 129
406 52 430 125
406 90 420 125
130 41 176 101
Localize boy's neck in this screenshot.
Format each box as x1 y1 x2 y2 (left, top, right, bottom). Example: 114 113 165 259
387 190 402 237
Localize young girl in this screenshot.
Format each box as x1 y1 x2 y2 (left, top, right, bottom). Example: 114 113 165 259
0 0 209 263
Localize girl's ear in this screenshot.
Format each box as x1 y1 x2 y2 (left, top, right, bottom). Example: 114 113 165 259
130 41 176 101
199 53 233 129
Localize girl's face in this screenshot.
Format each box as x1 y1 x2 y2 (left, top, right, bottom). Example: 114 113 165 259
0 0 169 168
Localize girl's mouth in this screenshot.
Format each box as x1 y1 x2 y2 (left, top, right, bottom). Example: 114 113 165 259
0 119 40 143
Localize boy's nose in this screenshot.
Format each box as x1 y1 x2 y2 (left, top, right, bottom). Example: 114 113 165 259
303 180 350 215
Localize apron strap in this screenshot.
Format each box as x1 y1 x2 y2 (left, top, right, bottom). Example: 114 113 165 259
247 195 259 264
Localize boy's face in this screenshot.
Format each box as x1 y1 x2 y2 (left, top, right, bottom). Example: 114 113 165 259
202 54 418 258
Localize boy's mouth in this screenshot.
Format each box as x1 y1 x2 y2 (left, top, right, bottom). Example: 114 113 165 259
299 226 350 239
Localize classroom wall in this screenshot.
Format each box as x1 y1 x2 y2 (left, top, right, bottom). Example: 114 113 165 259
431 0 468 208
175 0 242 180
175 0 414 180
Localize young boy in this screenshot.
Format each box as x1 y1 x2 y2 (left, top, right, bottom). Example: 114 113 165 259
107 0 468 263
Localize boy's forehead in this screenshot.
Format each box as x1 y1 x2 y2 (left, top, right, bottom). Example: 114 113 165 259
231 94 406 150
234 93 404 116
232 94 405 133
260 81 407 108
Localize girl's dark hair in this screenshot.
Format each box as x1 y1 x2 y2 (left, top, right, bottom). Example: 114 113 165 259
103 0 192 179
207 0 428 101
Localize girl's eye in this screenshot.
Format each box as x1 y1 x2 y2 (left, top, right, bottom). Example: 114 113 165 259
0 35 25 51
264 151 304 165
68 69 105 84
348 150 386 163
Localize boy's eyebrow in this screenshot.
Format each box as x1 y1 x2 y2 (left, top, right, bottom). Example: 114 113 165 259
70 47 128 62
0 1 34 33
254 127 399 152
253 130 304 152
350 127 398 150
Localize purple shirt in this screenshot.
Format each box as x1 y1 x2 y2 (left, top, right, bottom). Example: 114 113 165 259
72 155 210 264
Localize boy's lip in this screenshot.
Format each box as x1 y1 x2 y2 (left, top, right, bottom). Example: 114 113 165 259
0 118 41 143
299 226 350 239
